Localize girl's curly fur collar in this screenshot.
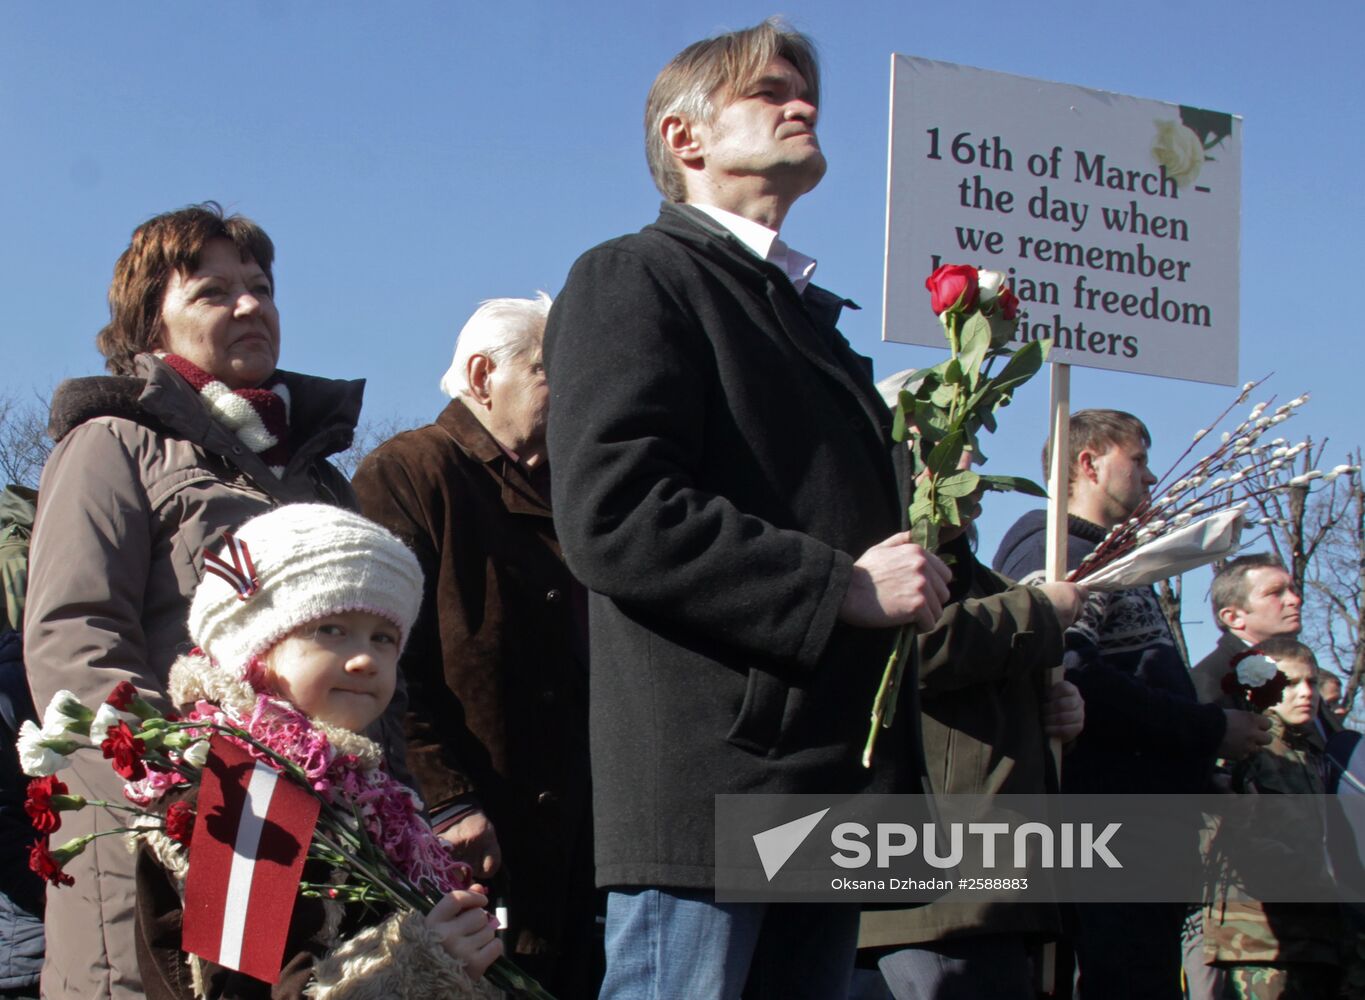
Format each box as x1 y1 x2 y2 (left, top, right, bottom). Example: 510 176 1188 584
167 650 384 768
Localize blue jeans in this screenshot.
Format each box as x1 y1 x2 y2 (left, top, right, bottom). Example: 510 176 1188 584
598 888 860 1000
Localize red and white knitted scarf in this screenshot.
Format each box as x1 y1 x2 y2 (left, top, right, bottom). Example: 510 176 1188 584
161 354 291 475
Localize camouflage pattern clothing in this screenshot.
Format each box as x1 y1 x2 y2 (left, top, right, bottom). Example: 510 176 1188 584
0 485 36 632
1203 713 1341 996
1225 961 1339 999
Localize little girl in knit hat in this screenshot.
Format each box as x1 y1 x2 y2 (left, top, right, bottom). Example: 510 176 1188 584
137 503 504 1000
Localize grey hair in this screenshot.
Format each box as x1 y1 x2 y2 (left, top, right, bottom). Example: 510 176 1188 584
644 18 820 203
439 292 553 399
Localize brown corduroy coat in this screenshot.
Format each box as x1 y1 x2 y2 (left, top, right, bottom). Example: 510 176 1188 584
352 398 594 995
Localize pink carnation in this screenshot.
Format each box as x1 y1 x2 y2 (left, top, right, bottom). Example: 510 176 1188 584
123 768 189 807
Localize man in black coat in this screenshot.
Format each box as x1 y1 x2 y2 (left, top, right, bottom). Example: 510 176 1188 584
1192 553 1305 705
544 18 951 1000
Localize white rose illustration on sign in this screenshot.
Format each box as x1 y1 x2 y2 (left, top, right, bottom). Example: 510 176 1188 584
1151 105 1235 190
1151 120 1205 188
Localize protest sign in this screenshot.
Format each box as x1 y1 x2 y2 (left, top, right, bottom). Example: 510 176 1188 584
884 56 1241 386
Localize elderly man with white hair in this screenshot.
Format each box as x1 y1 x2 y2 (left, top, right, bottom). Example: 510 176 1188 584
353 293 598 997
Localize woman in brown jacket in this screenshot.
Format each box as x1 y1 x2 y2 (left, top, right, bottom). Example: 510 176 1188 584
23 203 362 1000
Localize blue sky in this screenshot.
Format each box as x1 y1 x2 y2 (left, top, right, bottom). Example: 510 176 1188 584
3 1 1360 660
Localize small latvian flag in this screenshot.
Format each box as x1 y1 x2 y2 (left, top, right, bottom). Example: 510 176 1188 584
181 735 321 983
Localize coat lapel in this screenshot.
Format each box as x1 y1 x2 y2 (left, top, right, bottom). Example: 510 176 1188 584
435 400 552 519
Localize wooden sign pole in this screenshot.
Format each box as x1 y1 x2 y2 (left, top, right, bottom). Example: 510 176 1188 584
1045 363 1073 588
1041 361 1072 995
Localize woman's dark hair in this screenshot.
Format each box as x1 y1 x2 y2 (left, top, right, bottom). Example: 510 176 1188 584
96 202 274 375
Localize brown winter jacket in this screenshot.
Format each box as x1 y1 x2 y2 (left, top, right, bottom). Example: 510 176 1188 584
24 353 361 1000
860 536 1066 949
352 398 594 994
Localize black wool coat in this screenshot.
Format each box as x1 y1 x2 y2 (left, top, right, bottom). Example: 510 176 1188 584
544 203 914 890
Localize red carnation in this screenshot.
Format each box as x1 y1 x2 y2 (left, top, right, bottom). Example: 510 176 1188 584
107 680 139 710
24 775 68 835
28 839 75 888
101 721 147 781
925 264 979 315
164 801 195 846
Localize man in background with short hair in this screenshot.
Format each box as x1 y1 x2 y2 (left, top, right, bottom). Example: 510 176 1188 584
1192 553 1304 704
993 408 1269 1000
1319 672 1347 721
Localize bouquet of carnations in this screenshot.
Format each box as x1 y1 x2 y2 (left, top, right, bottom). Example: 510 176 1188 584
18 678 554 999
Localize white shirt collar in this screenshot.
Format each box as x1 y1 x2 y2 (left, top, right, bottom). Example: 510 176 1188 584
692 203 818 295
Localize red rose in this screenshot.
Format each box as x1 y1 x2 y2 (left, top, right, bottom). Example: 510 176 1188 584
24 775 68 834
998 285 1020 321
925 264 979 315
28 839 75 888
101 721 147 781
107 681 139 710
164 801 195 846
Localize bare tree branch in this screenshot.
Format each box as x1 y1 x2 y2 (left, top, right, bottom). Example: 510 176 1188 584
329 414 421 481
0 391 53 489
1156 576 1190 667
1207 434 1365 726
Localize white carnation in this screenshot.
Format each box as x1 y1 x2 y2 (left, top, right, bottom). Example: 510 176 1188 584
17 720 71 776
41 690 90 735
182 740 211 768
88 702 139 745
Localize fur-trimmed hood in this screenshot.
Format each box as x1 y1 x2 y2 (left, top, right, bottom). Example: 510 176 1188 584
48 353 362 465
167 650 386 769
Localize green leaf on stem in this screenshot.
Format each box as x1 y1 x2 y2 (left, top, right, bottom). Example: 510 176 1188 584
930 381 956 407
910 517 939 550
959 314 991 383
986 339 1046 396
935 470 981 497
986 313 1018 349
909 491 936 527
978 474 1048 497
936 493 962 526
925 430 965 479
943 358 963 385
907 444 926 477
892 395 909 443
915 405 951 445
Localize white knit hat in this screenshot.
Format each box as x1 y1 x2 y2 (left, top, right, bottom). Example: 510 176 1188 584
188 504 423 672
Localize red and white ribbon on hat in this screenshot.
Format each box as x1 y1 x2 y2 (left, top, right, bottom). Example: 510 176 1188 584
202 532 260 601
